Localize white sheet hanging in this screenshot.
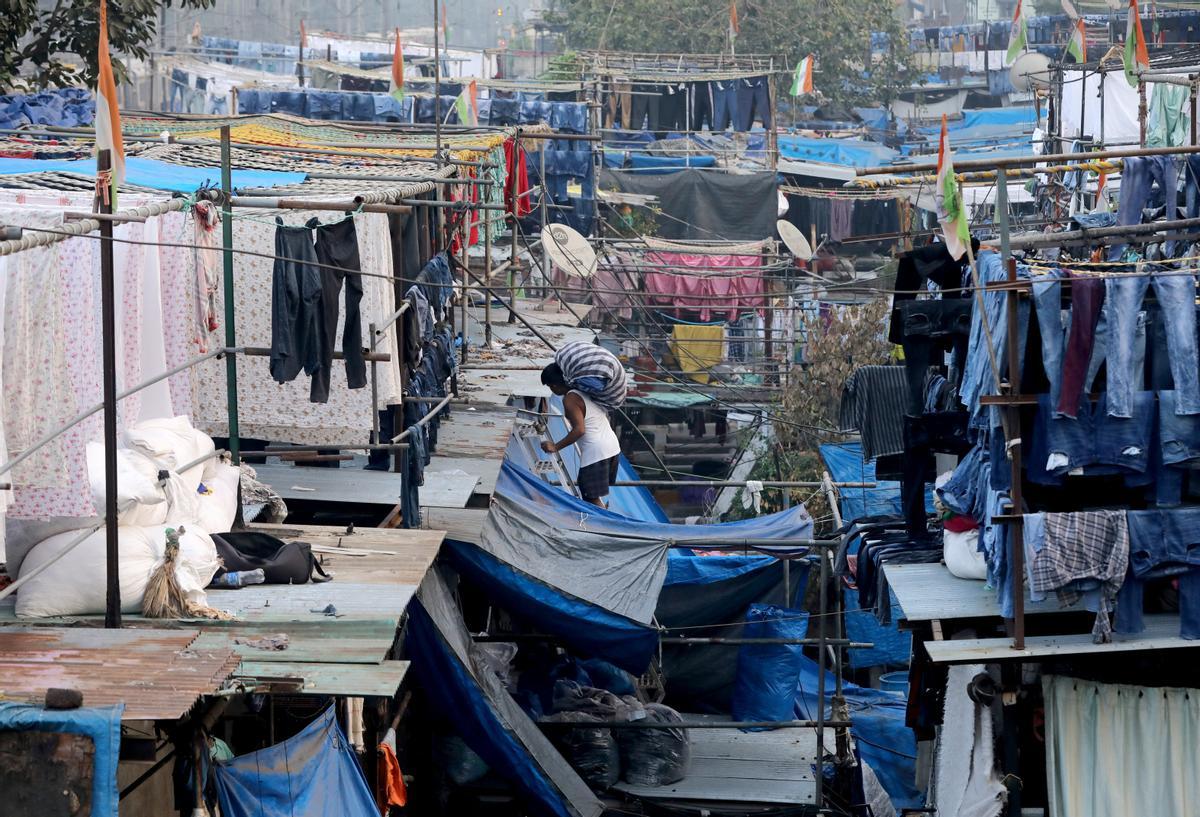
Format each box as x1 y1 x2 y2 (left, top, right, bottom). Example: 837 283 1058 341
1044 674 1200 817
1060 70 1140 145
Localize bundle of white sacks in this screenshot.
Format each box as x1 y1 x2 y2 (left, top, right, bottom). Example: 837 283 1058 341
13 416 240 618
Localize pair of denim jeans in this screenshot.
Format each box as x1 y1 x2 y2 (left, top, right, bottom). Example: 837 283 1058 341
1027 393 1156 485
710 80 740 131
308 217 366 404
1111 156 1179 259
1115 509 1200 639
735 76 771 131
1105 266 1200 418
960 251 1029 427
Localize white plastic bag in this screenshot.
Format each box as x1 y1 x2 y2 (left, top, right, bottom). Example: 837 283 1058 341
16 525 220 618
944 528 987 581
85 443 168 526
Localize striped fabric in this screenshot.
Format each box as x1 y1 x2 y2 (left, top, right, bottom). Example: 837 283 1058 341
839 365 907 461
555 341 628 410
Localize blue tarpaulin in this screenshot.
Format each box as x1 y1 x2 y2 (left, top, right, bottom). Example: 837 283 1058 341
0 702 123 817
407 570 604 817
819 443 916 670
466 461 816 672
821 442 934 521
627 152 718 173
0 156 306 193
495 460 815 545
778 135 898 168
445 537 660 673
795 655 922 810
214 705 376 817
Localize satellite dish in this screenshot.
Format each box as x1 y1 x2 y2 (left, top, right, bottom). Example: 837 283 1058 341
543 224 596 278
1010 51 1052 92
777 219 814 261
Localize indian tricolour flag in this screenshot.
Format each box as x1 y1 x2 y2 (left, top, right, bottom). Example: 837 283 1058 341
453 80 478 126
1066 17 1086 63
1124 0 1150 85
790 54 814 96
1006 0 1028 64
390 28 405 101
94 0 125 203
935 115 969 261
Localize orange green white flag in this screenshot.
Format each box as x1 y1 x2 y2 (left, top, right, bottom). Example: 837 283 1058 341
390 28 405 101
1066 17 1086 63
790 54 814 96
94 0 125 203
1124 0 1150 85
935 115 969 261
452 80 478 126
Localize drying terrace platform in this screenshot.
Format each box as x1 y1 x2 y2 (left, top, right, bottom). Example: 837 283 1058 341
612 714 817 807
0 523 444 707
886 562 1198 663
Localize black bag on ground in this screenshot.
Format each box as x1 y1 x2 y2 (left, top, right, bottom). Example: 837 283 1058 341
211 532 330 584
542 711 620 793
618 703 690 786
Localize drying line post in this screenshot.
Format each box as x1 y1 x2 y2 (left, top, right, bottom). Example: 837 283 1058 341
220 126 241 465
484 201 493 345
98 148 121 629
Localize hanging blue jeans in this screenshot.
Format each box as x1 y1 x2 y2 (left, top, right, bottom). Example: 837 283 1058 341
1111 156 1178 259
735 76 771 132
1115 510 1200 638
1105 267 1200 417
710 80 740 131
1032 268 1066 408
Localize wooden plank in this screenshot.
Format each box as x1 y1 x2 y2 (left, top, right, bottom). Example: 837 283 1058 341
236 660 410 697
886 563 1080 622
248 523 443 586
613 716 816 805
924 614 1195 663
616 776 814 805
251 462 479 509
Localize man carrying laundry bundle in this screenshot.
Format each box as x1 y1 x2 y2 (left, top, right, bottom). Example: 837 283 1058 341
539 342 628 508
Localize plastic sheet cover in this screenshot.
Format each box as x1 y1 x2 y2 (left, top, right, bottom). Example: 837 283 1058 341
795 655 922 811
488 463 818 623
0 157 306 193
597 168 778 241
213 705 376 817
407 568 604 817
0 702 123 817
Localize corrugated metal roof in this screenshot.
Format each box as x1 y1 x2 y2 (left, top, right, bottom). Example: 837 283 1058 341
0 627 238 720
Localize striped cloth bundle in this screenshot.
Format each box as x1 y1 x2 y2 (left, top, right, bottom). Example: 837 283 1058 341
555 341 628 411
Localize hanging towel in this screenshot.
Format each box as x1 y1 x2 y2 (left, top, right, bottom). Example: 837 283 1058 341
670 324 724 384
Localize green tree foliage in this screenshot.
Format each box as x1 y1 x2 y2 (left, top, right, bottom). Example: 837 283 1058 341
0 0 215 90
549 0 914 107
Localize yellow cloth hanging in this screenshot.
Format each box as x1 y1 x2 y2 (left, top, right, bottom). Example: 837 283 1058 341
671 324 724 384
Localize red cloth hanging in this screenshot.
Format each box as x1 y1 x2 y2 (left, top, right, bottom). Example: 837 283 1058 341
503 137 531 218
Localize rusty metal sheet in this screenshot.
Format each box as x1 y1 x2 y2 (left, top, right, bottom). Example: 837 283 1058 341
0 627 238 721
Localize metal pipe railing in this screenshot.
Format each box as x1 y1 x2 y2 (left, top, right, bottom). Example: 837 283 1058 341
0 346 240 481
392 393 453 442
854 142 1200 176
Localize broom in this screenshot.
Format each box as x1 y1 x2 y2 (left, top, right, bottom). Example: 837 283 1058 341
143 526 189 618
